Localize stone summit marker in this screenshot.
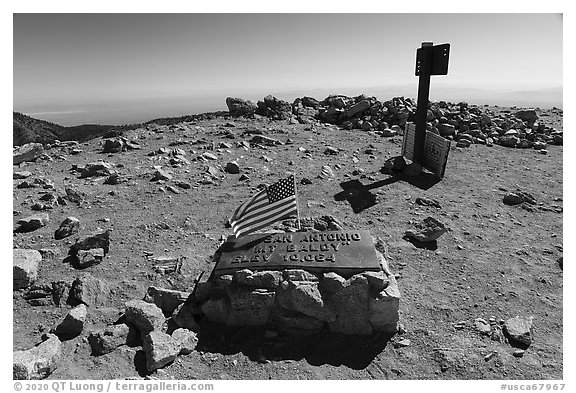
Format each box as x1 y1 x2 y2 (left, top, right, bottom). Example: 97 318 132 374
215 230 381 275
189 229 401 335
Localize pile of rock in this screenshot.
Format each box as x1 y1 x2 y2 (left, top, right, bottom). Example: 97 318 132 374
226 95 562 150
187 250 400 335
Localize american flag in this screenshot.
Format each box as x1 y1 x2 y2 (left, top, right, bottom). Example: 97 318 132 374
229 175 298 237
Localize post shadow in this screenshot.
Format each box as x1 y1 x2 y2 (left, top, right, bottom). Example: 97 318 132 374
334 170 442 214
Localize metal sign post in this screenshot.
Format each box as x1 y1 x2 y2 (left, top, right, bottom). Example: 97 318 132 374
410 42 450 176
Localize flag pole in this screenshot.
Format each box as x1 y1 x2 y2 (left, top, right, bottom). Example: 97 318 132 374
293 174 302 230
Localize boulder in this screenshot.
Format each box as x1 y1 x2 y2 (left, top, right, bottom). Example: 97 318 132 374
171 328 198 355
328 275 373 335
437 123 456 137
125 300 166 334
13 143 44 165
13 334 61 380
16 213 49 231
144 286 190 315
504 316 533 348
102 138 124 153
13 249 41 290
88 324 130 355
54 216 80 240
344 100 370 118
514 109 538 123
142 331 180 372
404 216 448 242
68 274 110 307
53 304 87 339
226 97 258 117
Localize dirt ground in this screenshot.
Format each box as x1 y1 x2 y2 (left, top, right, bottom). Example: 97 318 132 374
12 106 563 380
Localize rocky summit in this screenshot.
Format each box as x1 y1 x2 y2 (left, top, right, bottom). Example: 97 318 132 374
12 94 562 380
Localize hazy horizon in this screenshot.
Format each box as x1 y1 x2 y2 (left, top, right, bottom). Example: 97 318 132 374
13 13 563 126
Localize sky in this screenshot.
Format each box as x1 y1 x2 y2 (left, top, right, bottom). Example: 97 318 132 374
12 13 563 124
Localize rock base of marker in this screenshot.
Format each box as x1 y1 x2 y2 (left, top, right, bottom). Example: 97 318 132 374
192 249 400 335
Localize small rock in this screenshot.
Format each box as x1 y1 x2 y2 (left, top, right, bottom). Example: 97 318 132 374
171 328 198 355
16 213 49 231
504 316 533 347
80 161 115 178
144 286 190 315
142 331 180 371
404 217 448 242
172 303 200 332
68 274 110 307
321 272 346 293
54 217 80 240
503 193 524 206
13 249 41 290
53 304 87 339
13 334 61 380
393 338 411 348
320 165 335 179
415 197 441 208
125 300 166 334
484 351 497 361
70 230 111 256
75 248 105 268
151 168 172 181
224 161 240 174
474 318 492 335
88 324 130 355
513 349 525 358
324 146 339 155
13 171 32 179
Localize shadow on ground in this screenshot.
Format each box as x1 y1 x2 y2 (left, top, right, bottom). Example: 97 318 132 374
195 320 393 370
334 171 441 213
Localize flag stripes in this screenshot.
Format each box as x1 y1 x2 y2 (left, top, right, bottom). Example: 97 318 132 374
229 175 298 237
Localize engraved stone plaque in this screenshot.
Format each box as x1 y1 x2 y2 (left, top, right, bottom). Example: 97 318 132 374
214 230 381 275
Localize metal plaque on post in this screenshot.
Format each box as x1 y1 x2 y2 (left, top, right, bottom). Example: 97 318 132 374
402 123 451 178
214 230 381 275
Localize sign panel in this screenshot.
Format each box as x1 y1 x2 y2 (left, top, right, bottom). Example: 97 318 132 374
415 43 450 76
402 123 451 178
214 230 381 275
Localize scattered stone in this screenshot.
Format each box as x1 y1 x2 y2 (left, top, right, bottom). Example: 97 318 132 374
503 193 524 206
320 165 335 178
125 300 166 334
70 230 111 256
16 213 49 231
415 197 441 208
513 349 526 358
144 286 190 315
151 168 172 181
250 135 282 146
14 171 32 179
75 248 105 268
171 328 198 355
503 316 533 348
53 304 87 339
54 217 80 240
324 146 339 155
404 217 448 242
13 249 41 290
80 161 115 178
88 324 130 355
174 181 192 189
13 334 61 380
474 318 492 335
68 274 110 307
13 143 44 165
224 161 240 174
64 187 85 204
484 351 497 362
142 331 180 372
